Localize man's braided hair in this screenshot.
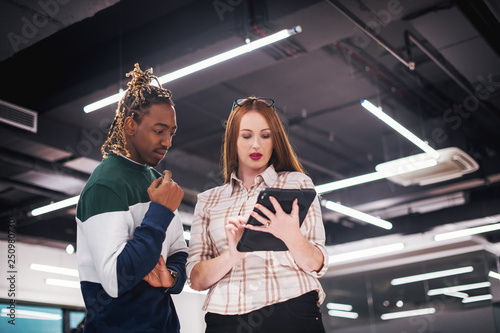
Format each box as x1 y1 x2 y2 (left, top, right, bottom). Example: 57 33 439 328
101 63 174 158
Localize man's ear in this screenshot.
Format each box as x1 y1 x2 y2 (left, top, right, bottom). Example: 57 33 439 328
124 116 136 136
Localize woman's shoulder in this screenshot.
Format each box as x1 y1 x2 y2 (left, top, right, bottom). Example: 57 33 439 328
277 170 312 181
276 171 315 188
197 183 231 201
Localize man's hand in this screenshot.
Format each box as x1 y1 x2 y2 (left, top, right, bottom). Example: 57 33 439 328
143 255 174 288
148 170 184 212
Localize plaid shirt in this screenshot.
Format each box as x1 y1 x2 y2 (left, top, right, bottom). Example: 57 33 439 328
186 165 328 315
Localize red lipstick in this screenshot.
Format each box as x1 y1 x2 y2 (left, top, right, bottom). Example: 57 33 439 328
250 153 262 160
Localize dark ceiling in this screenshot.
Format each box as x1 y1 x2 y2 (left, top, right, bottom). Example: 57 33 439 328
1 0 500 262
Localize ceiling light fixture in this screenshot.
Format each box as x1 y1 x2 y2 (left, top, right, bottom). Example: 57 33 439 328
31 195 79 217
329 243 404 264
443 291 469 299
462 294 493 304
391 266 473 285
434 222 500 241
0 309 62 321
328 310 359 319
326 303 353 311
360 99 440 159
83 26 303 113
489 271 500 281
31 264 79 277
46 278 80 289
428 282 491 296
66 244 75 254
381 308 435 320
315 158 438 194
322 200 393 230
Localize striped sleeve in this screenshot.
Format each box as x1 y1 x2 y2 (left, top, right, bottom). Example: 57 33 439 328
296 174 329 277
186 190 215 285
78 184 175 297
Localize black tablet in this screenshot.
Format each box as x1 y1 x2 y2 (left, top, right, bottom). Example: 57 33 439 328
237 188 317 252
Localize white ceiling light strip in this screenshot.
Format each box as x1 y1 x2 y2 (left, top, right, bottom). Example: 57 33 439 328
434 222 500 241
83 26 302 113
488 271 500 281
427 281 491 296
462 294 493 303
0 309 62 320
329 243 404 264
30 263 79 277
322 200 393 230
328 310 359 319
315 158 437 194
381 308 435 320
46 278 80 289
391 266 473 285
360 99 440 159
326 303 353 311
31 195 79 217
443 291 469 299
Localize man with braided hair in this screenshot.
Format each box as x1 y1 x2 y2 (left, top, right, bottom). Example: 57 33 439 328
76 64 187 333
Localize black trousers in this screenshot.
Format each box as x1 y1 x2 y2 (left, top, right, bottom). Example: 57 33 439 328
205 291 326 333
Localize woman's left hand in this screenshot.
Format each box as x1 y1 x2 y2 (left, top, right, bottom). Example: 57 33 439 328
245 196 301 244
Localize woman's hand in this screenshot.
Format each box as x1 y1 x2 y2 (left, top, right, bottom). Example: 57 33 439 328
225 216 247 260
245 196 324 273
245 196 302 244
189 216 246 291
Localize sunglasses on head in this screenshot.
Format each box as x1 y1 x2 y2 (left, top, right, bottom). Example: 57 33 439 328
231 97 275 112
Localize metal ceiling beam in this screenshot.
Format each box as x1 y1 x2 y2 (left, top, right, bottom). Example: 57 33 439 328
0 147 90 181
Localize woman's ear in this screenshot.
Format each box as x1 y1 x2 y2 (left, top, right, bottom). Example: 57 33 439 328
124 116 136 136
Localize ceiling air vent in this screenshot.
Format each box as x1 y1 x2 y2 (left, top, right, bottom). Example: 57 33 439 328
0 99 38 133
375 147 479 186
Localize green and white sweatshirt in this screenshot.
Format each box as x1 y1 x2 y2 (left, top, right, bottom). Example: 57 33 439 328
76 153 187 333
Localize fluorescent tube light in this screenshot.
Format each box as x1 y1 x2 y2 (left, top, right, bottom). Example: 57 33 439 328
46 278 80 289
428 282 491 296
31 195 79 217
84 26 302 113
327 303 353 311
315 158 437 194
83 89 125 113
30 264 79 277
489 271 500 281
328 310 359 319
322 200 393 230
443 291 469 299
316 172 385 194
381 308 435 320
391 266 473 285
434 222 500 241
360 99 439 159
329 243 404 264
462 294 492 303
1 309 62 320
